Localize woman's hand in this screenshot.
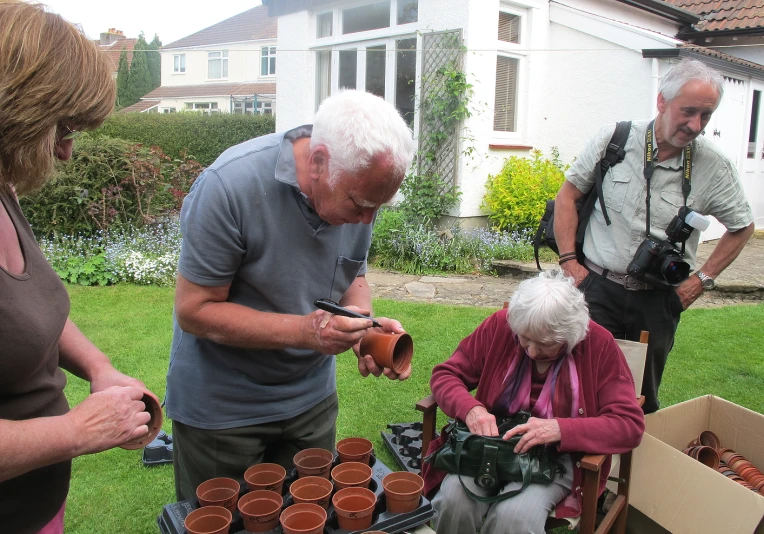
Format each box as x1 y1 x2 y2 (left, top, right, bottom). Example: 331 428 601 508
465 406 499 436
503 417 562 453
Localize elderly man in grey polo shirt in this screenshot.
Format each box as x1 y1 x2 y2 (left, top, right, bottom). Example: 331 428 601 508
165 90 416 502
554 59 753 414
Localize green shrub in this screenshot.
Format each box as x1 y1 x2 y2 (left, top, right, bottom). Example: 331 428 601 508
94 112 276 166
20 135 203 236
482 149 568 233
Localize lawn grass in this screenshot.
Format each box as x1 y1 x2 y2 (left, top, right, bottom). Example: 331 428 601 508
62 285 764 532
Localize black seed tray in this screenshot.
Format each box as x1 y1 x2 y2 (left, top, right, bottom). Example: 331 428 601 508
143 431 173 467
380 422 424 475
157 453 434 534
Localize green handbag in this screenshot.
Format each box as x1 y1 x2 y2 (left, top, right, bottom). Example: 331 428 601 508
424 412 564 503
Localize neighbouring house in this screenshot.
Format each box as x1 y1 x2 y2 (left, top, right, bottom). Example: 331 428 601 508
95 28 137 79
261 0 764 238
128 6 277 115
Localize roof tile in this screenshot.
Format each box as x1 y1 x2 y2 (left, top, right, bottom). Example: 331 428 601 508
662 0 764 32
141 82 276 99
163 6 276 49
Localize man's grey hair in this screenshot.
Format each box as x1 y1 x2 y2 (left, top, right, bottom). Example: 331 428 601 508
659 59 724 103
311 90 415 186
508 268 590 350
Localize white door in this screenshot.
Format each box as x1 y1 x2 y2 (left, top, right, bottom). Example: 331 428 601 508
743 83 764 230
700 76 747 241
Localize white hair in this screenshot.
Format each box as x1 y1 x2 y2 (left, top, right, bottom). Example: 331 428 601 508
659 59 724 103
508 268 590 351
311 90 415 185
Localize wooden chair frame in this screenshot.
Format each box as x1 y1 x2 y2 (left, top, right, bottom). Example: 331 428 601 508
417 331 648 534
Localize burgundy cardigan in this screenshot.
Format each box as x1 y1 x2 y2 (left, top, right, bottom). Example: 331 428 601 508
421 309 645 519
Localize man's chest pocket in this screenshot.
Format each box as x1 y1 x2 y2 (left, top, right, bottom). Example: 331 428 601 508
603 171 632 213
655 190 686 228
330 256 365 302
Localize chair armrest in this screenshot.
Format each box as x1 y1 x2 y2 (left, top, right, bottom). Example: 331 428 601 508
580 453 606 472
416 395 437 413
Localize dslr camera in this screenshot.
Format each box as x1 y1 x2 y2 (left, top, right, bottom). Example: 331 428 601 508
627 207 710 286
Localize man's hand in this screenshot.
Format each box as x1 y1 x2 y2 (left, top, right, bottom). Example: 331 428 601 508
561 259 588 286
502 417 561 453
675 275 703 310
66 386 152 456
354 317 411 381
464 406 499 436
308 308 373 356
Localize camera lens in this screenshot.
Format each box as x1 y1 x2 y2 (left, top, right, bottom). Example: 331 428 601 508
661 258 690 285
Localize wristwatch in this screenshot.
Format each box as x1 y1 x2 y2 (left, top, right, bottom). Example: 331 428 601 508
695 270 715 290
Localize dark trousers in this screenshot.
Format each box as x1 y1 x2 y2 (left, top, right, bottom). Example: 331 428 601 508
172 392 339 502
579 273 684 414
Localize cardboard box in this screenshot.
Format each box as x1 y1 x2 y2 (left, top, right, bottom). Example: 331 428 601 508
630 395 764 533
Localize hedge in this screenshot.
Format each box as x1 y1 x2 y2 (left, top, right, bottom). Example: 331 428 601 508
92 112 276 166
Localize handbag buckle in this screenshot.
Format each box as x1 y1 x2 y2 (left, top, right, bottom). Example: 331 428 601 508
477 473 498 489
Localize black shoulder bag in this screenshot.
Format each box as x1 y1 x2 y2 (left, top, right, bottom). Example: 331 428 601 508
424 412 564 503
533 121 632 269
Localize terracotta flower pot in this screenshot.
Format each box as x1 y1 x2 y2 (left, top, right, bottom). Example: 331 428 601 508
196 477 240 513
238 489 283 533
331 461 373 490
332 487 377 531
359 331 413 374
289 475 334 510
682 446 720 469
184 505 232 534
293 448 334 479
120 393 164 450
280 503 327 534
687 430 721 451
244 463 287 494
382 471 424 513
336 437 374 465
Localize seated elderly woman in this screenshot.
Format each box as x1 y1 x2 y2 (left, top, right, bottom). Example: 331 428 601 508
422 269 644 534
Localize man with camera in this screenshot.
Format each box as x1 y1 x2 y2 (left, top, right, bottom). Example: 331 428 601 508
554 59 754 414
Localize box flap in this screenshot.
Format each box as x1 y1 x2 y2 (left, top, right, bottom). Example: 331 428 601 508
632 433 764 533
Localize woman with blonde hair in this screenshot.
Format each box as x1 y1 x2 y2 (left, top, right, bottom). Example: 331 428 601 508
0 2 159 532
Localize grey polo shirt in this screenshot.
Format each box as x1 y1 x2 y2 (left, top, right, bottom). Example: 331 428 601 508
566 119 753 274
165 126 374 429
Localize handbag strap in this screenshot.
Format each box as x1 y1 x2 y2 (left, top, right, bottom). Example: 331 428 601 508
454 434 532 503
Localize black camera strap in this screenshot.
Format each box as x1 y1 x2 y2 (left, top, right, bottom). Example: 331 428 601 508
643 120 693 256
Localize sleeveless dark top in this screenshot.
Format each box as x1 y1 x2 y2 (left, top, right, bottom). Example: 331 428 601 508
0 192 72 532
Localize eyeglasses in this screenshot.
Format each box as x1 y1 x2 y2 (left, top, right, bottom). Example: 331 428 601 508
59 125 82 141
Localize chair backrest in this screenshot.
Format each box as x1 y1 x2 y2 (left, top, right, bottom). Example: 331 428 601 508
615 331 649 398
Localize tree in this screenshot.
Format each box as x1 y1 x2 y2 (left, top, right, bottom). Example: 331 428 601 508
148 34 162 88
116 48 130 109
127 32 153 107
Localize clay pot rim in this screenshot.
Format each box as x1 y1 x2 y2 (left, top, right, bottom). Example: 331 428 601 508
289 475 334 493
244 462 287 481
331 487 377 515
293 448 334 466
184 505 232 534
382 472 425 493
120 393 164 450
331 461 373 483
280 502 328 529
238 489 283 514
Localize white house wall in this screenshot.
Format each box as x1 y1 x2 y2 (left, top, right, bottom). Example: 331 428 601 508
275 11 319 129
160 40 277 87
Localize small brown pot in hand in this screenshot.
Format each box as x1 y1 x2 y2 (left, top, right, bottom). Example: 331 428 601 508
359 331 413 374
120 393 164 450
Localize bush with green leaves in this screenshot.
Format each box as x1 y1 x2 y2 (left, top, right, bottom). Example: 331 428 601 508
482 148 568 233
94 112 276 166
20 135 203 237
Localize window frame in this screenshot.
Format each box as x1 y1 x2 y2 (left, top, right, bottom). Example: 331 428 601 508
314 0 418 45
207 50 229 80
260 46 276 77
173 54 186 74
492 5 528 140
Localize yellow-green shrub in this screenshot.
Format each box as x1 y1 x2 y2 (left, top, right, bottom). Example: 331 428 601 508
482 149 568 233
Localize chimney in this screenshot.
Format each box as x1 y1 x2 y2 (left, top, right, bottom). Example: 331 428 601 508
99 28 126 45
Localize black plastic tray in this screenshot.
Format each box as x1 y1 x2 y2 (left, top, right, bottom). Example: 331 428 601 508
143 431 173 467
380 422 424 475
157 453 434 534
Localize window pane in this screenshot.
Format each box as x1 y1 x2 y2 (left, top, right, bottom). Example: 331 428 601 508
209 59 221 79
339 49 357 90
261 57 268 76
316 50 332 111
494 55 518 132
174 55 179 70
317 12 333 38
270 57 276 75
343 1 390 35
180 55 185 71
262 47 268 57
222 59 228 78
748 90 760 159
395 38 416 127
397 0 418 24
498 12 520 43
365 45 386 98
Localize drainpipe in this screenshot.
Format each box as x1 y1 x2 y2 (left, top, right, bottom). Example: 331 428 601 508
651 58 661 115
